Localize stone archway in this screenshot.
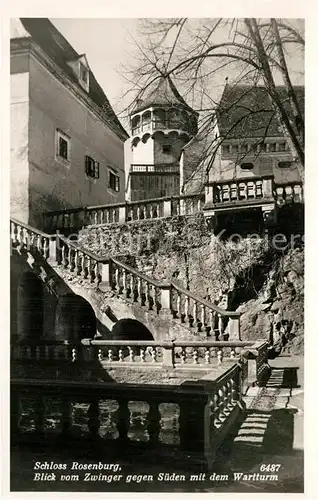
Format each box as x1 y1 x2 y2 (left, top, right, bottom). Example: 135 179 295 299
17 272 44 342
55 294 96 342
112 318 154 341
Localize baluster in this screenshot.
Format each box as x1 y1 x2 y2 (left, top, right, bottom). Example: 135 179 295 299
116 399 130 442
61 400 73 436
108 349 113 362
180 347 186 364
87 257 93 283
146 282 152 310
137 277 142 304
115 267 120 292
147 402 161 445
205 348 211 364
177 293 181 318
34 394 46 436
184 296 190 323
193 300 198 327
43 238 49 259
230 348 236 359
150 347 157 363
201 305 206 331
213 392 221 427
118 348 124 362
16 225 23 253
137 206 141 220
140 348 145 362
218 387 225 419
122 269 127 295
87 401 100 438
35 346 41 360
217 349 223 364
149 204 154 219
11 222 18 247
128 347 135 362
218 314 225 340
129 274 134 300
71 348 77 362
193 348 198 364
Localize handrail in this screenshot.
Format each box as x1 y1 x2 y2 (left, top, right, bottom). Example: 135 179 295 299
43 192 205 216
58 234 109 263
171 281 240 318
10 218 52 238
111 257 169 288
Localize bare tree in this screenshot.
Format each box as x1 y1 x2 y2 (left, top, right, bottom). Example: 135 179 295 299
119 18 304 181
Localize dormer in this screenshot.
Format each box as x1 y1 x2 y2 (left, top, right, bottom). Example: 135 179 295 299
67 54 90 92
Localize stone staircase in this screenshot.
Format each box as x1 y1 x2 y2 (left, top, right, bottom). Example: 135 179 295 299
10 218 242 342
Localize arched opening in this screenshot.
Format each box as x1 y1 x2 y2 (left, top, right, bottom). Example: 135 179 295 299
131 115 141 135
17 272 44 342
167 108 180 129
141 110 151 131
55 294 96 342
112 318 154 341
153 108 166 129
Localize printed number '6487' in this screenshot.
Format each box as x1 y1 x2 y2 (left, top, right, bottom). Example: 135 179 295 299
260 464 281 472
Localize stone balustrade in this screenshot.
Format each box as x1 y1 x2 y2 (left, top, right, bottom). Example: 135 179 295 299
10 218 242 339
274 182 304 205
11 358 246 467
10 218 51 259
207 175 274 206
130 163 180 174
43 193 205 232
170 282 241 340
11 339 258 367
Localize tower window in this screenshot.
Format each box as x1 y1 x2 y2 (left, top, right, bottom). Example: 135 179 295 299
85 155 99 179
278 142 286 152
240 162 254 170
222 144 230 155
162 144 172 154
56 129 70 163
108 170 120 192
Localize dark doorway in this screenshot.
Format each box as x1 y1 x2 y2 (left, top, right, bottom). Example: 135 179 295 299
55 294 96 342
17 272 44 342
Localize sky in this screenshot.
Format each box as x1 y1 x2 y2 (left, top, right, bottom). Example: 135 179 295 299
50 18 304 128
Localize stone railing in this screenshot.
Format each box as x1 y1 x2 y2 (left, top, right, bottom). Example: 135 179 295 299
43 193 205 232
206 175 275 206
11 359 246 468
11 339 258 367
10 218 53 259
274 182 304 205
10 218 242 339
170 282 241 340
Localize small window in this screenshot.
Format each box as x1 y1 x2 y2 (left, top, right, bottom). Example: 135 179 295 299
56 130 70 162
240 162 254 170
79 63 88 84
222 144 230 155
108 170 120 192
278 142 286 152
269 143 276 152
278 161 292 168
162 144 172 154
232 145 239 154
260 142 267 152
240 144 248 153
85 155 100 179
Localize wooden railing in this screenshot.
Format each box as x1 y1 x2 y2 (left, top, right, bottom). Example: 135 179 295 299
11 218 242 339
43 193 205 232
11 359 246 467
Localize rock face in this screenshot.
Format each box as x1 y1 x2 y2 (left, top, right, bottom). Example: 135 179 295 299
78 217 304 352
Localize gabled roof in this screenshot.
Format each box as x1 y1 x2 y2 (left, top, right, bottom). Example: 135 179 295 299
217 84 304 139
132 74 198 115
11 18 128 140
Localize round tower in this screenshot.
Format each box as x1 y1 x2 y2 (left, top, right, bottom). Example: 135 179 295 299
127 74 198 200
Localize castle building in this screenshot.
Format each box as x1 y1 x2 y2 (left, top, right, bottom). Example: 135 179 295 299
124 75 198 201
10 18 128 229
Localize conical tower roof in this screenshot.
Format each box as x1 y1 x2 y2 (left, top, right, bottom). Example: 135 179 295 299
132 74 198 115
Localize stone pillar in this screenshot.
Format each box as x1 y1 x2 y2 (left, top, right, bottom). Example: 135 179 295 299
48 236 57 263
160 283 171 311
179 392 208 462
118 204 127 223
163 199 172 218
162 341 174 368
205 183 213 204
99 259 113 292
262 177 274 198
228 316 241 340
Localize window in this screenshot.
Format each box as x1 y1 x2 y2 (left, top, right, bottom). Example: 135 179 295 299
222 144 230 155
162 144 172 154
85 155 100 179
278 142 286 152
269 143 276 152
278 161 292 168
56 129 70 162
79 63 88 84
240 162 254 170
108 170 120 192
232 145 239 154
240 144 248 154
